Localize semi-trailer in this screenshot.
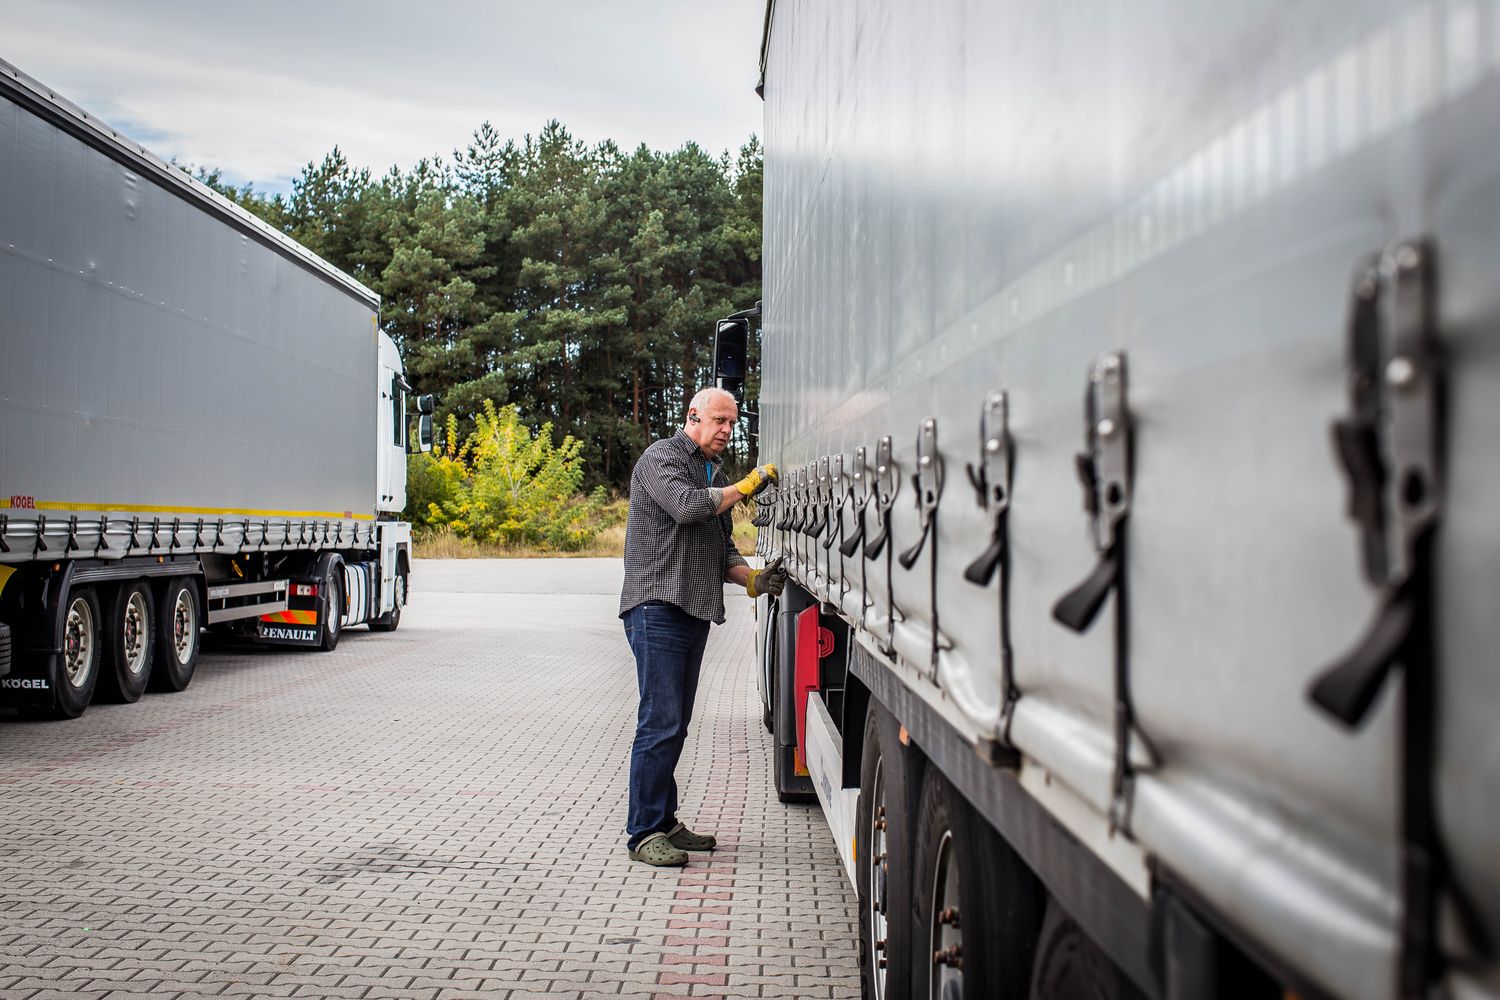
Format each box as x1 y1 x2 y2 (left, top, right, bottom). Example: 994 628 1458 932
719 3 1500 999
0 58 432 719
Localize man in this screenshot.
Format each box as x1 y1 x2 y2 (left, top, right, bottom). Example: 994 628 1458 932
619 387 786 866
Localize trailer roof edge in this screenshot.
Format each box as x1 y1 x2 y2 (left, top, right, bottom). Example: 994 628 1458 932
0 56 381 311
756 0 776 99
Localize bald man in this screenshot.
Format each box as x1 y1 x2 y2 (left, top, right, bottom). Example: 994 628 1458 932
619 388 784 866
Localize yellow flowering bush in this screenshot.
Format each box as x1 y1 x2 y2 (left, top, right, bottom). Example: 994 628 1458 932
408 401 610 550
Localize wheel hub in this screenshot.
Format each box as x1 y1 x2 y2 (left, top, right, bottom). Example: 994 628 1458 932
63 596 94 687
929 830 963 995
123 593 148 675
868 758 889 997
172 592 195 663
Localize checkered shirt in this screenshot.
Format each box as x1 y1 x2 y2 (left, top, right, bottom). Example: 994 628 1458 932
619 430 748 623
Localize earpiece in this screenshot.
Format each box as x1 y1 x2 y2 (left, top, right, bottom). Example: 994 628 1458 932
689 413 701 424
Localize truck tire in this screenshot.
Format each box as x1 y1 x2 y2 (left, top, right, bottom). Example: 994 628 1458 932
98 580 154 703
857 702 914 1000
53 586 102 718
368 566 405 633
319 567 344 651
761 607 777 733
912 770 1038 1000
149 577 201 693
1029 900 1144 1000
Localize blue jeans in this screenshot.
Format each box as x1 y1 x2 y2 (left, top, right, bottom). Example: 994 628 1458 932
624 601 710 849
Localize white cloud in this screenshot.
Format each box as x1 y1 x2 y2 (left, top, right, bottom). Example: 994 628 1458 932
0 0 766 192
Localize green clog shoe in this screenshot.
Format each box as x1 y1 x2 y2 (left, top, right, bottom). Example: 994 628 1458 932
666 822 716 851
629 831 688 867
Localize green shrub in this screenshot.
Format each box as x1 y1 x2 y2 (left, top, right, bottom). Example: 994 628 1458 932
416 401 610 551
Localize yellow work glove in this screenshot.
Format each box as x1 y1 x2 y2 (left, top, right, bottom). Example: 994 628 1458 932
734 462 779 499
746 556 787 599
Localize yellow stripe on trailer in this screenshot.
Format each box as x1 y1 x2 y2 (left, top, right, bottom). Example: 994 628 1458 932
260 609 318 625
0 497 373 520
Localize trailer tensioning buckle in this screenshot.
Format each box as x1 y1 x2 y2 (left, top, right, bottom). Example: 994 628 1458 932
866 436 904 655
965 391 1020 738
1051 352 1146 833
898 418 948 680
1310 239 1458 998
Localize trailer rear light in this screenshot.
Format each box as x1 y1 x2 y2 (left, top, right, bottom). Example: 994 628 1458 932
793 605 834 776
291 583 318 597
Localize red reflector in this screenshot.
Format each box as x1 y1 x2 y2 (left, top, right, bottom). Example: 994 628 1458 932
292 583 318 597
794 605 824 762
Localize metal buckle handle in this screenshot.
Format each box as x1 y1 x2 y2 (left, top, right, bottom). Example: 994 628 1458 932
898 419 943 570
1309 238 1450 999
809 456 829 540
822 454 844 551
865 436 904 653
798 464 810 544
1053 352 1130 630
1313 240 1440 724
964 391 1021 739
896 419 947 679
841 446 869 558
1050 352 1141 834
865 437 898 560
964 391 1012 585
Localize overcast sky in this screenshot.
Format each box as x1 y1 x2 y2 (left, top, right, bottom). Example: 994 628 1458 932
0 0 766 195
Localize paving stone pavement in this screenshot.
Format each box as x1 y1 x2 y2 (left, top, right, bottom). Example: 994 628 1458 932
0 559 861 1000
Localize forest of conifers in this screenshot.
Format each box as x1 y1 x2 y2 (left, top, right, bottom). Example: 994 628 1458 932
202 120 763 491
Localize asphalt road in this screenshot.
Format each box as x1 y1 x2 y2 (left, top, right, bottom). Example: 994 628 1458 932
0 558 859 999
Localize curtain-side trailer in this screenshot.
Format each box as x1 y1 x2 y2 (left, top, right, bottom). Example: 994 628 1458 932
0 59 433 719
720 3 1500 999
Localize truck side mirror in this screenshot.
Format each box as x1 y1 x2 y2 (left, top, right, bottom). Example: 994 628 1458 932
713 318 749 404
416 394 435 415
417 414 434 453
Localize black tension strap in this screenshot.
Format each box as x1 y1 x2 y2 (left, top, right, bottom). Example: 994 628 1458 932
778 468 797 566
1307 240 1467 998
822 458 843 555
964 391 1021 736
864 436 902 654
750 484 777 528
898 419 945 681
793 466 811 573
842 447 873 624
808 458 831 599
823 456 850 606
840 478 868 558
1051 352 1139 832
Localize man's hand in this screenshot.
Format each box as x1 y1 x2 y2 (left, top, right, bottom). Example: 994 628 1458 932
745 556 787 599
733 462 779 500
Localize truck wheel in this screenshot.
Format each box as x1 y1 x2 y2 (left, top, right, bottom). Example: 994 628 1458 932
98 581 154 703
761 609 777 733
54 586 102 718
368 567 405 632
319 568 344 651
1029 900 1144 1000
912 770 1038 1000
857 703 914 1000
149 578 201 693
